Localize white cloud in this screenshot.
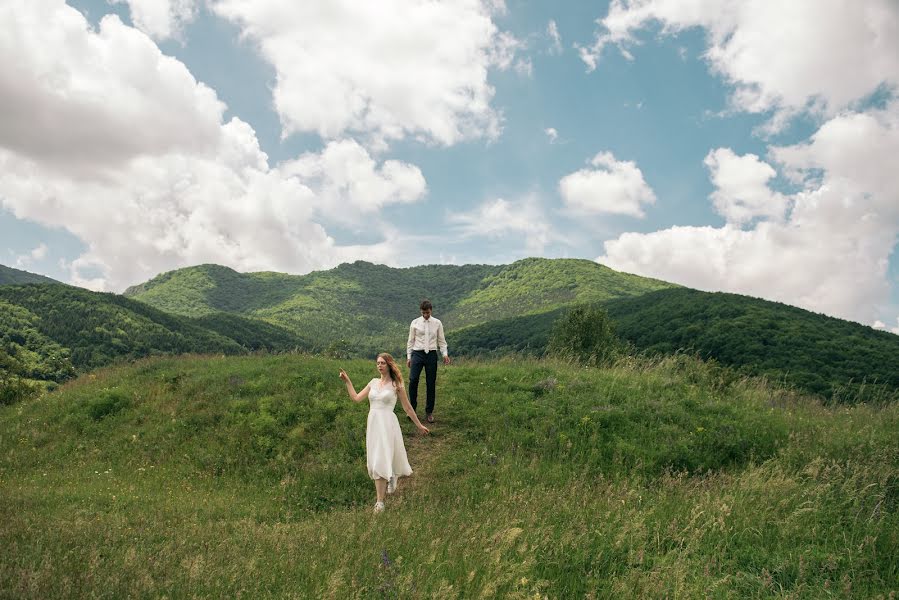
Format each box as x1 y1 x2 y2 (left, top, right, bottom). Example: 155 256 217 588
547 20 563 55
15 243 49 268
0 1 426 291
544 127 559 143
448 196 552 254
559 151 656 217
580 0 899 129
111 0 198 41
211 0 519 147
704 148 789 225
279 139 426 223
600 102 899 326
0 1 223 177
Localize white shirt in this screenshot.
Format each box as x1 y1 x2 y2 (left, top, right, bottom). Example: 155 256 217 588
407 316 448 359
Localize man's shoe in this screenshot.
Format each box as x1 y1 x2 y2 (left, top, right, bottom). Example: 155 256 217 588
426 413 435 423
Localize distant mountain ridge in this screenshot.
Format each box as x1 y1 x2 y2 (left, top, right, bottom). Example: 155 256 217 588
0 264 60 285
124 258 676 356
5 258 898 402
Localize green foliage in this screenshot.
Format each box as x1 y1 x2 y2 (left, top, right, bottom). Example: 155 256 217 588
606 288 899 402
547 304 621 365
0 284 309 387
85 389 131 421
1 354 897 597
447 307 562 357
0 347 40 406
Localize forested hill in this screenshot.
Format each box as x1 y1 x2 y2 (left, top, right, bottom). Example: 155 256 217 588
450 287 899 400
0 284 308 387
0 264 60 285
124 258 675 354
605 288 899 401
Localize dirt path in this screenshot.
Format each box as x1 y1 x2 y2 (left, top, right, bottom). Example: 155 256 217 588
390 424 457 503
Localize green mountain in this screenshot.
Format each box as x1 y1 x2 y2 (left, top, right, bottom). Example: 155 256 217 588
2 354 896 597
0 284 308 390
604 288 899 401
124 258 675 356
449 288 899 401
0 264 60 285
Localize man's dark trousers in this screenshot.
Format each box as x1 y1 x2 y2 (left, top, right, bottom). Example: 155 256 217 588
409 349 438 415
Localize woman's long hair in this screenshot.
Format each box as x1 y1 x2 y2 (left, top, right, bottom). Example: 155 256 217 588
378 352 404 388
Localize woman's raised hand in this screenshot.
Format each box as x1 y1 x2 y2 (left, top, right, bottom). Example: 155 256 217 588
339 369 349 381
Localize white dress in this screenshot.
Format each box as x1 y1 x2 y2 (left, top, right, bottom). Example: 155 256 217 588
366 378 413 483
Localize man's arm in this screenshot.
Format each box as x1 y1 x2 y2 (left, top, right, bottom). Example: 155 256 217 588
437 320 449 363
406 320 416 361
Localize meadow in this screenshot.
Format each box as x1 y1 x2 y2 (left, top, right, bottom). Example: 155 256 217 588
1 353 897 598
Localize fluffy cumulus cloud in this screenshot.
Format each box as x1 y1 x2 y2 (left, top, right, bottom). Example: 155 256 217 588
111 0 198 41
600 102 899 326
0 1 425 291
279 139 426 222
580 0 899 129
704 148 788 225
0 1 223 176
448 196 552 254
210 0 518 146
559 152 656 217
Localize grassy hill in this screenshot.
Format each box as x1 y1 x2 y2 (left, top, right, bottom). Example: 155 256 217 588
0 284 308 392
124 258 675 356
1 354 896 597
0 264 60 285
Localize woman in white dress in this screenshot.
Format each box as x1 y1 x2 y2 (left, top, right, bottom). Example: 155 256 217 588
339 353 429 513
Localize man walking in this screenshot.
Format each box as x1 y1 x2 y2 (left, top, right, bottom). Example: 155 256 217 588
406 299 450 423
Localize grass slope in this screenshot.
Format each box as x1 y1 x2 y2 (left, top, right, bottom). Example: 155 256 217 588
1 354 896 597
0 264 60 286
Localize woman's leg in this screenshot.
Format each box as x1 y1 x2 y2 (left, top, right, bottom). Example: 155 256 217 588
374 478 387 502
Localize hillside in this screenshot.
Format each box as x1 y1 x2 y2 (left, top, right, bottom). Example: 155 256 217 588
449 289 899 401
0 284 308 389
0 264 60 285
605 288 899 401
124 258 674 355
1 354 896 597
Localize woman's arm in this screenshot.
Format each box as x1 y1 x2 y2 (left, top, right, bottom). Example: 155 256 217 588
397 385 429 434
339 370 370 403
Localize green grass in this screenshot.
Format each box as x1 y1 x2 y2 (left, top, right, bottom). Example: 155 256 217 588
1 354 897 598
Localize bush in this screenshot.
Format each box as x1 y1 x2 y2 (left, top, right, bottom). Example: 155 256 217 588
86 390 131 421
0 374 39 406
547 304 620 365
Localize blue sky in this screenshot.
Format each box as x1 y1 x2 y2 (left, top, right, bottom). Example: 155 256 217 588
2 0 897 332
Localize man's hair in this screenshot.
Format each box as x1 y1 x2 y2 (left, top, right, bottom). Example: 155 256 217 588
420 299 433 311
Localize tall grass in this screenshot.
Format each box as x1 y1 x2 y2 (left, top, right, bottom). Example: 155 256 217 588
1 353 896 598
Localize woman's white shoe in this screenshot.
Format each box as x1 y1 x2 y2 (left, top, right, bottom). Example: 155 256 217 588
373 501 385 514
387 475 397 494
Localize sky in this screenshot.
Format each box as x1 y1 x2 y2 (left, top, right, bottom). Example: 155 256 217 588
1 0 898 333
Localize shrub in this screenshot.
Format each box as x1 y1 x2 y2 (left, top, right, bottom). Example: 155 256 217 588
547 304 621 365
